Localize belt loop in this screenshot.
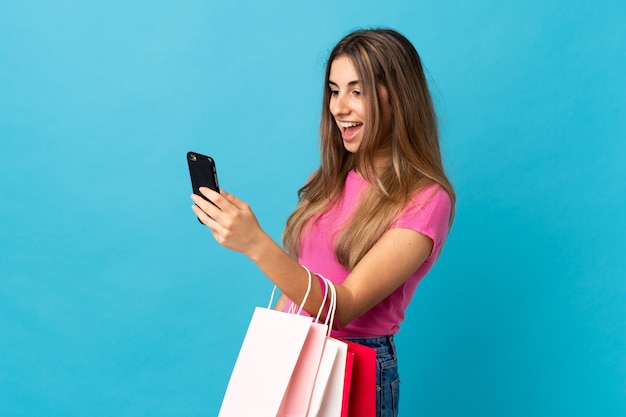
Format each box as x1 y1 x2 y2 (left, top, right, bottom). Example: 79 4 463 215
387 335 397 358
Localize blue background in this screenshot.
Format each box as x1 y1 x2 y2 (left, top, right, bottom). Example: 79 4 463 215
1 1 625 416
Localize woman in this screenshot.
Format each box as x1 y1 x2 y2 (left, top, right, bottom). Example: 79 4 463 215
191 28 455 417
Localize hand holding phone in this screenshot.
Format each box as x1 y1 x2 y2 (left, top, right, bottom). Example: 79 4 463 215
187 152 266 252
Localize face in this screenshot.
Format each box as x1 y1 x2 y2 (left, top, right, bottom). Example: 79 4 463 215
328 55 392 154
328 56 368 153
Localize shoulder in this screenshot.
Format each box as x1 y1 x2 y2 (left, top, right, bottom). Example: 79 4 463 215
411 182 451 205
392 183 452 248
405 183 452 218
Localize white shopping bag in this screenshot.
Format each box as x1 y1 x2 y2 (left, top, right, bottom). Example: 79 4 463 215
317 338 348 417
307 337 348 417
218 307 313 417
219 269 320 417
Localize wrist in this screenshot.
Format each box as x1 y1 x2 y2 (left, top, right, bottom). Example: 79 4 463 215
245 231 276 263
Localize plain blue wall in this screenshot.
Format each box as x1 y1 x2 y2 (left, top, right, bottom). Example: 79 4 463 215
1 1 625 416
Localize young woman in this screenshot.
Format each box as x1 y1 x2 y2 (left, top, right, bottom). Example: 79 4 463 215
191 28 455 417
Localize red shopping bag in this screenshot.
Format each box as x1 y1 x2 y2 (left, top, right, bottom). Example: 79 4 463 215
343 340 376 417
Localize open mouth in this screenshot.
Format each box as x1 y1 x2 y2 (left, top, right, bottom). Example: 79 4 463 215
339 121 363 141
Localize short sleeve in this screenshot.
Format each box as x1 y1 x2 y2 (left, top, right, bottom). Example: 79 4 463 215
390 184 452 257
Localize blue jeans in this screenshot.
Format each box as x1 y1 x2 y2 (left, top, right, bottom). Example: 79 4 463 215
345 335 400 417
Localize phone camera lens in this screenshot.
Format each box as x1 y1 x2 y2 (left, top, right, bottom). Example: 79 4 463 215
189 154 197 161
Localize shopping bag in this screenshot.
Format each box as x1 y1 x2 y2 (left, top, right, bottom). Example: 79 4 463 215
277 323 327 417
277 321 328 416
217 307 313 417
316 337 348 417
306 336 339 417
277 266 330 417
307 277 349 417
315 277 377 417
218 269 317 417
344 340 377 417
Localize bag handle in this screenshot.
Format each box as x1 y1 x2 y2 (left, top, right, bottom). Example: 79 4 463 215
326 279 337 336
318 275 337 337
315 276 329 323
295 266 312 315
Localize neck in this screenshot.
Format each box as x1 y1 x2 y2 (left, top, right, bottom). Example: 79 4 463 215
354 149 392 177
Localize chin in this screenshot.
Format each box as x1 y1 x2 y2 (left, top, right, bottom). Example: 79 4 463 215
343 141 361 153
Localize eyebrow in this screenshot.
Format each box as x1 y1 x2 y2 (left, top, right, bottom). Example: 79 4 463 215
328 80 361 87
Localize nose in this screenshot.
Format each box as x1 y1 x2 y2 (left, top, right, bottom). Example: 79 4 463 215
330 92 348 117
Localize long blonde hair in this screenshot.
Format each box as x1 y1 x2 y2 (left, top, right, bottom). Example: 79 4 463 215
283 28 455 269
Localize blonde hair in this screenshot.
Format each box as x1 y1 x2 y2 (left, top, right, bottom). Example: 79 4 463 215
283 28 455 269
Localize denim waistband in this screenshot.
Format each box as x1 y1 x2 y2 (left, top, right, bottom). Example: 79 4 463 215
343 334 396 356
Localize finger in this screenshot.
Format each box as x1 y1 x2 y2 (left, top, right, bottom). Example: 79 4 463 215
193 189 225 212
191 204 238 249
191 203 227 234
198 187 221 205
219 189 250 211
199 187 239 215
190 193 223 223
191 203 211 225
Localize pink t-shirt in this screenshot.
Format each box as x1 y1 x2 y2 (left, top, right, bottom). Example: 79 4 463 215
289 170 452 338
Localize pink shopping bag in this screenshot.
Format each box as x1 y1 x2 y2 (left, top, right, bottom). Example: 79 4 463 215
277 320 328 417
277 266 330 417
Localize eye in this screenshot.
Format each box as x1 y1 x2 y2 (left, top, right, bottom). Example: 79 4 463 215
330 89 339 96
352 90 362 97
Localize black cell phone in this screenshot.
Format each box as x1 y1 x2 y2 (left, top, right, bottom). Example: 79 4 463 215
187 151 220 210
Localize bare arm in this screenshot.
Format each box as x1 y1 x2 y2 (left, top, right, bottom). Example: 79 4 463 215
192 188 432 328
274 293 288 311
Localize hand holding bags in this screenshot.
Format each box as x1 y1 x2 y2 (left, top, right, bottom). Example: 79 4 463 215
218 269 377 417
